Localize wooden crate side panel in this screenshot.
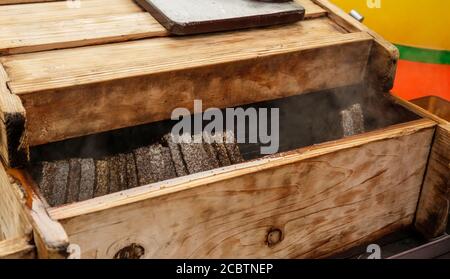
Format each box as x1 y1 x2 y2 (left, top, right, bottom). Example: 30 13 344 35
312 0 399 91
6 169 70 258
393 95 449 126
2 17 352 94
0 165 31 241
0 65 28 167
415 124 450 239
0 0 57 4
16 33 372 146
59 128 434 259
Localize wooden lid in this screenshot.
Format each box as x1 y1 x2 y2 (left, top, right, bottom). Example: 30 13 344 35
134 0 305 35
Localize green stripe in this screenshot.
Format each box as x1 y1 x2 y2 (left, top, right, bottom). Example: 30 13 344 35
395 44 450 65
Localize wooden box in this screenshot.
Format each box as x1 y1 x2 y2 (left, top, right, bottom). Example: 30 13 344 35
0 0 448 258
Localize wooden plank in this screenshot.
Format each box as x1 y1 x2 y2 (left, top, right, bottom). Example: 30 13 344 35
49 120 435 258
3 17 355 94
0 0 58 4
393 94 449 125
393 95 450 239
0 164 32 242
0 64 27 167
0 163 35 259
312 0 399 91
399 95 450 239
0 13 167 55
0 0 141 22
8 169 70 258
296 0 327 18
2 21 372 147
411 96 450 122
0 237 35 259
415 123 450 239
0 0 324 23
0 0 325 55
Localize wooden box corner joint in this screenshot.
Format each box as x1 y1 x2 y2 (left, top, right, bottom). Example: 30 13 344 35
0 64 28 168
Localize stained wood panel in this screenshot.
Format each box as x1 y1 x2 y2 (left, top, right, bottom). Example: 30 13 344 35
312 0 399 91
0 64 27 167
415 124 450 239
0 13 167 55
0 163 35 259
392 95 450 239
0 0 57 4
51 120 435 258
0 237 35 259
0 165 31 241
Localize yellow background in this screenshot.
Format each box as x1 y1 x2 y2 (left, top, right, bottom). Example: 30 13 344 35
331 0 450 51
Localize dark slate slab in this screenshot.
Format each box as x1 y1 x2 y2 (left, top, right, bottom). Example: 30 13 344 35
135 0 305 35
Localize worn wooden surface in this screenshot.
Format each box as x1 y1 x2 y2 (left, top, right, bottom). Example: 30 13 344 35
392 95 450 239
0 0 324 55
412 96 450 122
2 24 371 147
49 120 435 258
415 124 450 239
0 237 35 259
0 163 35 259
312 0 399 91
0 0 385 164
0 165 32 242
8 169 69 258
393 95 449 125
0 64 27 167
0 0 57 4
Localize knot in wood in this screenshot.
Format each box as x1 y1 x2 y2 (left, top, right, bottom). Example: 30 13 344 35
114 243 145 259
267 228 283 247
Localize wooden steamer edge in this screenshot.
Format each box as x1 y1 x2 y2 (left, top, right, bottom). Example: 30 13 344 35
393 97 450 239
45 119 436 258
0 0 447 258
0 166 69 258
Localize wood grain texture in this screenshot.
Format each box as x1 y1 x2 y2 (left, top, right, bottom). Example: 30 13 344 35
0 0 164 54
0 0 141 22
0 64 28 167
50 120 435 259
394 95 450 239
3 16 350 94
0 13 167 55
0 164 35 259
0 237 35 259
2 22 372 147
0 0 58 4
415 124 450 239
0 0 324 54
0 165 32 242
411 97 450 122
312 0 399 91
393 95 449 126
7 169 69 258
